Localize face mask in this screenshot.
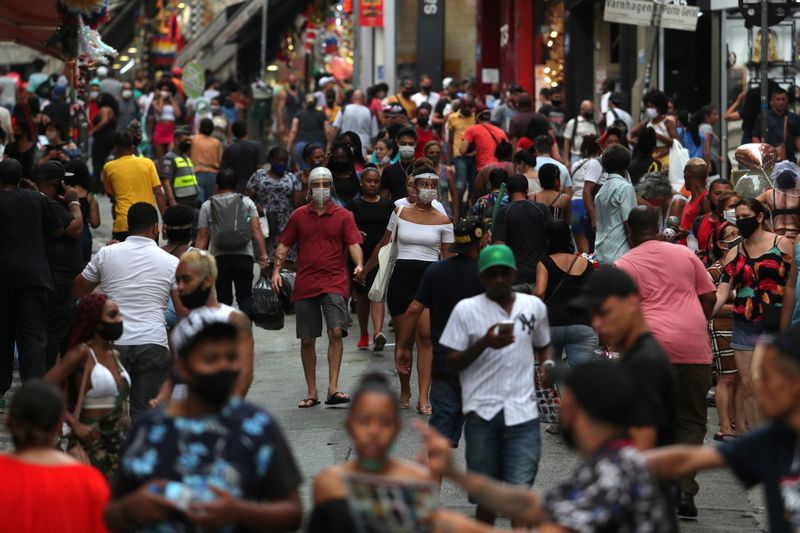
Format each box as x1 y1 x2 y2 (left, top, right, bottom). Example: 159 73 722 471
723 209 736 224
461 108 472 117
89 91 100 100
552 99 562 107
45 130 56 141
421 85 432 93
271 163 287 175
179 141 192 153
97 320 124 342
426 153 440 163
736 216 760 238
312 187 331 205
379 154 390 164
398 145 415 159
329 160 349 172
417 117 429 127
180 282 211 309
582 112 593 120
190 369 239 407
210 105 220 113
122 90 133 99
161 91 171 99
401 89 412 98
417 188 437 205
645 107 659 119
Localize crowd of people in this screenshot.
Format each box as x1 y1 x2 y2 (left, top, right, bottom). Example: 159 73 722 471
5 59 800 532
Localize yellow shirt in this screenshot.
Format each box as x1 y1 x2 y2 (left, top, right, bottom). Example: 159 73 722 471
446 111 476 157
386 94 417 117
324 104 341 125
103 155 161 233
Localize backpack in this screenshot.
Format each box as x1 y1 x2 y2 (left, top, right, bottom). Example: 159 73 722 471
209 194 253 251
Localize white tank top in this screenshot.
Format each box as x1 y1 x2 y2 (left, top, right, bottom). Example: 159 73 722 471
160 104 176 122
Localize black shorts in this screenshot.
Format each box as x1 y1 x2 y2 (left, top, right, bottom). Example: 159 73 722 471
387 259 434 316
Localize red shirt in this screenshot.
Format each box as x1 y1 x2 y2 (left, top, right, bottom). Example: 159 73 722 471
463 123 508 169
680 191 708 246
415 126 440 159
695 213 719 252
280 202 362 301
0 455 110 532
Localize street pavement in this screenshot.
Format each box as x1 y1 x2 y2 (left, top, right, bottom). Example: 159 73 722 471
0 195 768 531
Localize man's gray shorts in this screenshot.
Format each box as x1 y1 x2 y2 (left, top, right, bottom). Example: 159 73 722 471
294 293 349 339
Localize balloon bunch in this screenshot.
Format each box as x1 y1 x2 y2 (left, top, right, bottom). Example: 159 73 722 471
78 21 117 64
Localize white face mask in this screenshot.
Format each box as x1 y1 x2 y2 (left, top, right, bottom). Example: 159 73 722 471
645 107 659 119
417 188 437 205
161 91 171 99
379 154 390 164
312 187 331 205
723 208 736 224
122 89 132 99
398 145 415 160
89 91 100 100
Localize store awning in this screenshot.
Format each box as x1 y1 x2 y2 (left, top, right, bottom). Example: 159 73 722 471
175 2 245 67
0 0 61 56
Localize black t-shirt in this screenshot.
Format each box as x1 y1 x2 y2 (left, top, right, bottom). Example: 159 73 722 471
0 189 62 289
4 143 36 178
718 421 798 533
347 196 394 258
113 400 302 532
620 333 677 448
414 255 484 377
221 140 266 193
44 199 83 286
380 161 412 201
493 200 552 283
294 108 326 143
541 256 593 327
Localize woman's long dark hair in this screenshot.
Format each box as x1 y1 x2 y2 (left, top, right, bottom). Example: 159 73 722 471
340 131 366 167
546 220 575 254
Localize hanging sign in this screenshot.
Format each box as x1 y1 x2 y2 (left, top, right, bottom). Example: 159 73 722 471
359 0 384 27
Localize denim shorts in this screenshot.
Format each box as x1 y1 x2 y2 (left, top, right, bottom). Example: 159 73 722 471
730 318 765 351
464 410 541 499
294 293 348 339
429 375 464 447
570 199 586 235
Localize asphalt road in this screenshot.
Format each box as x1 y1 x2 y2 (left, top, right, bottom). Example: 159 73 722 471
0 194 768 531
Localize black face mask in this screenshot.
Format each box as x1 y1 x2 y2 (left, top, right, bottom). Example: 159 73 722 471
582 112 594 120
421 85 432 93
418 117 429 127
552 100 562 107
97 320 124 342
180 283 211 309
190 369 239 407
401 89 413 98
179 141 192 153
736 216 760 238
329 160 350 172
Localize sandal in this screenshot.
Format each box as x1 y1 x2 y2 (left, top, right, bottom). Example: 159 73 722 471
298 397 320 408
713 431 737 442
325 391 351 406
416 404 432 416
398 399 411 409
373 332 387 352
545 424 561 434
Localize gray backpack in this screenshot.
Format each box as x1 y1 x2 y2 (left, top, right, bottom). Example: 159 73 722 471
209 194 252 251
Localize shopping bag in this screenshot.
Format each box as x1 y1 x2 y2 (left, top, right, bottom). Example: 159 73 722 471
668 139 690 190
368 207 403 303
534 363 561 424
278 269 296 315
251 273 284 330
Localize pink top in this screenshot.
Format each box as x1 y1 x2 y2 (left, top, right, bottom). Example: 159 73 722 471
615 240 715 364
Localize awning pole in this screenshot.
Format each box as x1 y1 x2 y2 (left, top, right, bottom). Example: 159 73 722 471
260 0 269 77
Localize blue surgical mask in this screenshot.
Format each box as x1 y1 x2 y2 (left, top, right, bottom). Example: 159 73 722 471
271 163 287 175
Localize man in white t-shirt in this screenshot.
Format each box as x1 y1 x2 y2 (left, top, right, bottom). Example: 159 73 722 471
411 74 441 109
533 135 572 194
606 93 633 133
563 100 600 165
440 244 554 527
73 202 183 419
328 89 379 156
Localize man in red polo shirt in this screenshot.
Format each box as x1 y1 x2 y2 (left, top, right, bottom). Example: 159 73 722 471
272 166 363 409
414 102 440 159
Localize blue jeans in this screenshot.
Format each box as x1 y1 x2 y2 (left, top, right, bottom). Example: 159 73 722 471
430 375 464 447
195 171 217 203
464 410 541 497
453 155 476 209
549 324 598 366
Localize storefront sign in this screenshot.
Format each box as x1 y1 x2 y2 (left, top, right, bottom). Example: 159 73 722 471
183 61 205 99
416 0 444 87
359 0 384 27
603 0 699 31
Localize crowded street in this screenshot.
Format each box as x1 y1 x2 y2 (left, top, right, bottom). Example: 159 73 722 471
7 0 800 532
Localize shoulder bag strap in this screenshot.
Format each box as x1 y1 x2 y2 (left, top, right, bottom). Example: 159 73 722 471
390 205 405 244
481 124 500 146
545 255 580 303
73 347 93 418
570 117 580 149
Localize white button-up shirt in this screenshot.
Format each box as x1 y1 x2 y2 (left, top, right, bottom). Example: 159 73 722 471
81 236 178 348
440 293 551 425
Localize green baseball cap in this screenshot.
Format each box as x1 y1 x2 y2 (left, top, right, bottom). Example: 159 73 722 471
478 244 517 273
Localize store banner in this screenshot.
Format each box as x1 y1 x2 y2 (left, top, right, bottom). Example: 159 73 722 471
359 0 384 27
417 0 445 87
603 0 699 31
660 4 700 32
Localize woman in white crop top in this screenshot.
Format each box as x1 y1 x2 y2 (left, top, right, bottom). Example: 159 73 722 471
150 84 182 158
45 293 130 477
360 161 454 414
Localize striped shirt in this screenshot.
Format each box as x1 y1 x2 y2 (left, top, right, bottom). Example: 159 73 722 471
440 293 551 425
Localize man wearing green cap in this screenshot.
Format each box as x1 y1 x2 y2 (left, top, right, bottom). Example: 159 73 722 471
439 244 555 527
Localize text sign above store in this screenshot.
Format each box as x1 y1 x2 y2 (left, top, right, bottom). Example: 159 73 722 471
359 0 384 27
603 0 700 32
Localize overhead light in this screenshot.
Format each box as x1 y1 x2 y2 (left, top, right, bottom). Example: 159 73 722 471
112 64 121 69
697 10 703 16
178 2 185 8
550 82 559 88
544 66 551 74
119 55 129 61
266 64 279 72
120 58 135 75
550 31 558 38
547 40 554 47
127 47 137 53
544 76 551 83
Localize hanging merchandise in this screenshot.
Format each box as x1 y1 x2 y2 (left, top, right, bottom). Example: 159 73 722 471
46 0 115 59
151 0 185 68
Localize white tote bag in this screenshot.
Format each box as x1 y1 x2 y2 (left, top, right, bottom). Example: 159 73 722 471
668 139 690 190
368 207 403 303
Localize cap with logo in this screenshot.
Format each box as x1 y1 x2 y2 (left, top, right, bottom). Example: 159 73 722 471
37 160 73 181
171 307 238 358
449 216 484 254
568 266 638 312
478 244 517 273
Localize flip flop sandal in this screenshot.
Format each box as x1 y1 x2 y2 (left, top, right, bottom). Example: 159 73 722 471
325 392 351 406
373 332 387 352
416 404 432 416
398 399 411 409
298 398 320 408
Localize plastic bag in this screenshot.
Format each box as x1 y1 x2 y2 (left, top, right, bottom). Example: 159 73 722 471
279 269 295 315
668 139 690 190
251 274 284 330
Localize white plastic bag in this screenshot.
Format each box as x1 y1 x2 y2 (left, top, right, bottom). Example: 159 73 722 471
668 139 690 190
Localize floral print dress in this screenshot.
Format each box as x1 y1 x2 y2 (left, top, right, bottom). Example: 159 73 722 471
246 169 302 262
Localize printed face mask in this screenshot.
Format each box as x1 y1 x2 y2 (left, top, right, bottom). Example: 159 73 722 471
312 187 331 205
417 188 437 205
398 145 415 159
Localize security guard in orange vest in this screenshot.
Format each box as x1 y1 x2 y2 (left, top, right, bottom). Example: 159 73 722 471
159 126 199 208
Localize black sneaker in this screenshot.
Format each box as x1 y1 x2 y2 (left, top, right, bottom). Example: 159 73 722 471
677 492 698 519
